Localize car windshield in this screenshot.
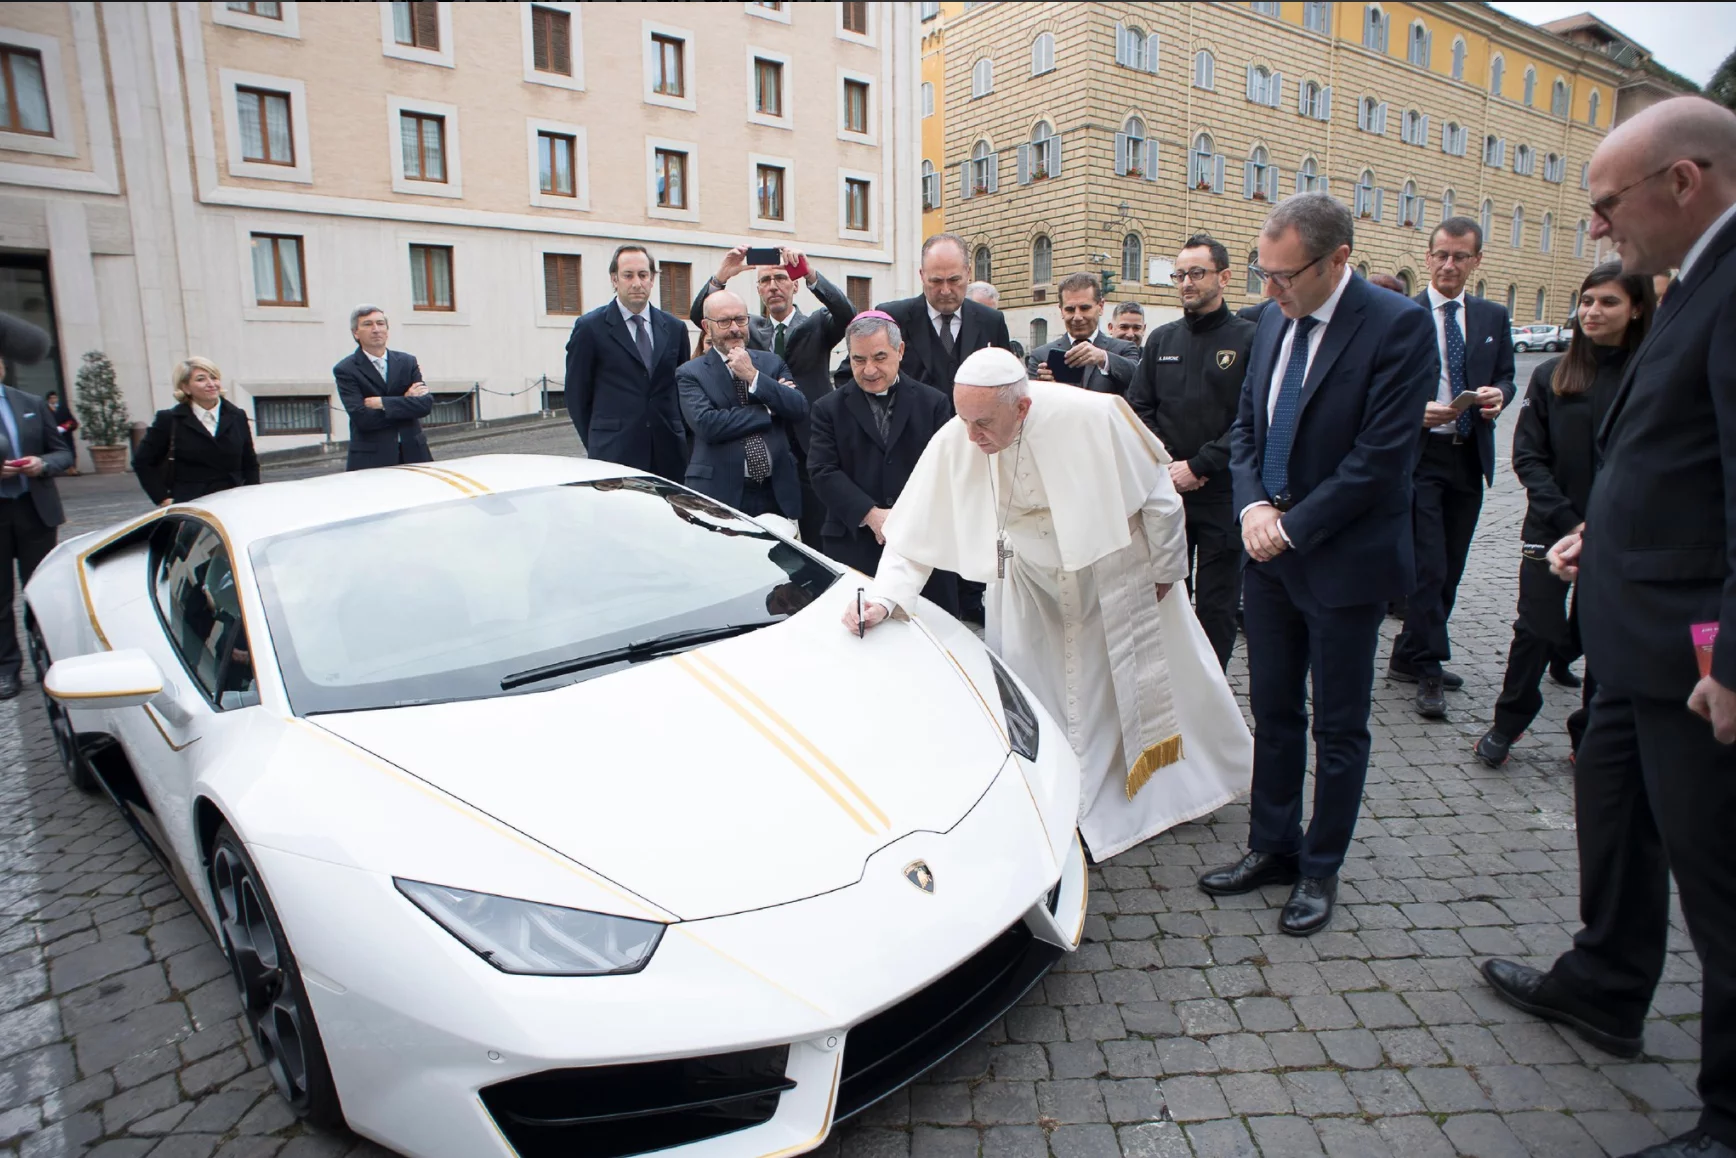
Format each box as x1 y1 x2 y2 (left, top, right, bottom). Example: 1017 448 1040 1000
250 479 839 714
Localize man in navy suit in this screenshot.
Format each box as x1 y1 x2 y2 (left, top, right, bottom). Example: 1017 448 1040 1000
1199 194 1438 936
333 305 434 471
1388 218 1517 717
874 233 1010 404
565 245 691 479
677 290 807 520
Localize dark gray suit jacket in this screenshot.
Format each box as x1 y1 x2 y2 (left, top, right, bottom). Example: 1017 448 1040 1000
333 349 433 471
677 348 807 517
0 385 71 526
1026 332 1139 395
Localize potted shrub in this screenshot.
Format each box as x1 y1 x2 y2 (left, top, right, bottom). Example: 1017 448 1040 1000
74 349 130 474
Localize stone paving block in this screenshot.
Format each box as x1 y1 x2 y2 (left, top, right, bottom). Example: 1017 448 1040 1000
75 1002 192 1075
981 1125 1046 1158
971 1081 1038 1125
1317 1028 1384 1069
1345 1068 1424 1116
1219 1071 1291 1116
1502 1110 1607 1157
1407 1066 1495 1112
1049 1123 1121 1158
1377 1026 1450 1067
1246 1115 1325 1158
1605 1062 1703 1111
1184 1118 1258 1158
1116 1121 1191 1158
1312 1117 1395 1157
1100 1077 1165 1124
910 1082 972 1125
48 934 152 993
1042 1041 1101 1080
1574 1109 1670 1155
1280 1070 1359 1116
1158 1074 1229 1121
1155 1036 1219 1075
1290 994 1358 1031
1101 1039 1159 1079
1371 1115 1457 1158
1265 1031 1327 1069
1036 1079 1106 1124
1439 1112 1530 1158
0 1042 76 1113
909 1125 978 1158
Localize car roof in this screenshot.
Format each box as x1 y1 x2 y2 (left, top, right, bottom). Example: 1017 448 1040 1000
178 455 642 546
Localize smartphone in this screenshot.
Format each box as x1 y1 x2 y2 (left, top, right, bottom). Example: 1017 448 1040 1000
1046 348 1086 385
744 246 783 267
1448 390 1482 412
3 459 27 468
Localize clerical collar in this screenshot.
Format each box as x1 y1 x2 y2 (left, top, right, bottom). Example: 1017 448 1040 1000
861 376 898 398
1183 301 1230 332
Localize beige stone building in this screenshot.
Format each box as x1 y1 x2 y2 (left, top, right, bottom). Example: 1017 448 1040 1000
932 1 1629 347
0 1 921 456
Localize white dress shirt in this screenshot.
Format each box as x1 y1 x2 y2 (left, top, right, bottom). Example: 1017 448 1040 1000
1425 283 1469 434
193 401 220 437
926 300 958 345
1676 198 1736 285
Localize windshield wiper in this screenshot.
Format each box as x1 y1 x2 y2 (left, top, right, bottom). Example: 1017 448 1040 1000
500 622 776 690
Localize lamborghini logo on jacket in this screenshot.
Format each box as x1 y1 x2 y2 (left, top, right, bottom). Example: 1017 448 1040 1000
1216 350 1239 370
904 860 935 894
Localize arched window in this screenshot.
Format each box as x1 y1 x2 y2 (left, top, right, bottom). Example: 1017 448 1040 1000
968 139 997 195
1441 187 1456 221
1030 318 1048 348
1193 49 1215 90
1442 121 1464 155
1121 234 1143 284
1484 135 1502 166
1551 78 1569 118
971 57 994 99
1575 219 1588 258
1511 204 1525 249
1451 38 1466 80
1299 79 1327 120
920 159 937 209
1401 180 1420 226
1362 4 1388 52
973 244 992 282
1296 155 1321 193
1118 115 1151 178
1190 131 1216 188
1402 108 1424 145
1355 169 1376 218
1480 198 1493 238
1476 279 1486 298
1407 21 1430 67
1490 53 1505 95
1588 90 1601 126
1523 66 1536 106
1545 152 1562 182
1245 145 1273 200
1535 287 1546 321
1358 261 1371 276
1303 2 1330 34
921 83 934 118
1249 64 1275 106
1506 284 1517 315
1114 24 1158 73
1026 119 1058 181
1541 212 1553 253
1031 32 1055 77
1396 270 1413 295
1247 249 1262 295
1031 234 1052 284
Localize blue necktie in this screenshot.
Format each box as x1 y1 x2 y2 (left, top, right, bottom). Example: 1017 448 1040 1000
1261 314 1319 501
1442 300 1473 438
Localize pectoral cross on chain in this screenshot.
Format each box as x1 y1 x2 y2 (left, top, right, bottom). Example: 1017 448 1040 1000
996 535 1014 579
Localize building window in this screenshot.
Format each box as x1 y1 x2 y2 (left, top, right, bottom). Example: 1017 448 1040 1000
1303 1 1330 33
250 234 305 306
965 139 997 196
1117 115 1154 179
1575 219 1587 258
971 58 993 98
754 57 783 117
538 130 575 196
843 79 870 134
1442 121 1465 156
1490 54 1505 95
1544 153 1563 183
1115 24 1158 73
1031 31 1055 76
652 34 685 97
1441 188 1455 220
921 159 939 210
1031 235 1052 284
841 1 868 35
845 177 870 232
655 148 688 209
921 82 934 117
1514 144 1534 176
1451 38 1465 80
757 163 785 220
1541 212 1553 253
1483 134 1505 167
659 262 692 315
1511 205 1524 248
409 244 453 311
1121 234 1142 284
1247 65 1281 107
1407 21 1430 68
1551 78 1569 118
1030 318 1048 348
1480 199 1493 238
1193 50 1214 90
1358 96 1388 135
1244 145 1274 200
254 396 327 436
399 112 446 182
392 1 440 49
973 245 991 283
1401 108 1427 146
1523 67 1536 106
1251 1 1279 14
1400 180 1420 226
543 253 582 315
1475 279 1485 298
920 2 940 20
1588 91 1601 127
1581 162 1590 190
227 2 282 15
1190 132 1221 192
1354 169 1376 218
1362 5 1388 52
1535 287 1546 321
846 275 871 314
1299 80 1330 121
1506 284 1517 315
236 87 294 165
1296 155 1321 193
1247 250 1263 295
531 6 571 75
1021 120 1059 183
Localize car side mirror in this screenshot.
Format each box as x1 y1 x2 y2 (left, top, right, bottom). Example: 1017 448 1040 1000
45 650 165 710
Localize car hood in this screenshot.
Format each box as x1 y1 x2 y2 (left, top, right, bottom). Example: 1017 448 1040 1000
312 601 1014 921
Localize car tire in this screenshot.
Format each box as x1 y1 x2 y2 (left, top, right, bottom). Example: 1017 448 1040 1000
1514 342 1530 353
1547 341 1564 352
208 823 346 1129
26 616 99 793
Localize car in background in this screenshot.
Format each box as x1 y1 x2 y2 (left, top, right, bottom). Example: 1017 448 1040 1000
1511 324 1567 352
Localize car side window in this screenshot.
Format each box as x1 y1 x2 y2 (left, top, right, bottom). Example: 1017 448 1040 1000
151 520 259 710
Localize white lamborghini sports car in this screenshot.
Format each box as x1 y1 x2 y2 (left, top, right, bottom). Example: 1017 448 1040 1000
26 455 1087 1158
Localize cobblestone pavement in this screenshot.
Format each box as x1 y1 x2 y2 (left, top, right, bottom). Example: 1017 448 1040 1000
3 358 1704 1157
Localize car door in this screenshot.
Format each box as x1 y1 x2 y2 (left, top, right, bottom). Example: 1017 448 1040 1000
111 517 263 891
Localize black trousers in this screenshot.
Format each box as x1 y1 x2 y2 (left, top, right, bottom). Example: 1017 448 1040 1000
1493 559 1594 744
735 477 777 518
1183 492 1241 670
1548 689 1736 1148
0 497 58 678
1243 563 1387 879
1391 435 1485 677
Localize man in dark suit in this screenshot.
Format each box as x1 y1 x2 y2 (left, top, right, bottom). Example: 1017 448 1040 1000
333 305 433 471
677 290 807 520
1479 98 1736 1158
566 244 690 479
1198 193 1437 936
807 311 958 615
0 364 72 697
1027 273 1139 395
1387 218 1517 717
875 233 1010 403
691 245 853 542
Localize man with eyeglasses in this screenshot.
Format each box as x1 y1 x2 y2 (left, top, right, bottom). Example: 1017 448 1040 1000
1198 194 1437 937
1478 97 1736 1158
1127 234 1256 669
1386 217 1516 719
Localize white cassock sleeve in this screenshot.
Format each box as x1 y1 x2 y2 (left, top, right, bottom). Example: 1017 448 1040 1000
866 548 933 616
1140 470 1189 586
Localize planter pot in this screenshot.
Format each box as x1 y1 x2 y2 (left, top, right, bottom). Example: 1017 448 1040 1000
88 445 129 475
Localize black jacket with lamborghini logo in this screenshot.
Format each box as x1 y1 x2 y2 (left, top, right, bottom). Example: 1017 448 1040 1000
1128 301 1257 498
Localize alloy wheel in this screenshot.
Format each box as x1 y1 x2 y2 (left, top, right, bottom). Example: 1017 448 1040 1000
26 623 97 792
211 844 315 1110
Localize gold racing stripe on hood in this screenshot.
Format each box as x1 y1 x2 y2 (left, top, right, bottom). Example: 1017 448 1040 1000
392 464 489 496
672 653 887 836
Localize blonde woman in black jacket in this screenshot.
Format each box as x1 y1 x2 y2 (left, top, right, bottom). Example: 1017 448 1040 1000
133 357 261 506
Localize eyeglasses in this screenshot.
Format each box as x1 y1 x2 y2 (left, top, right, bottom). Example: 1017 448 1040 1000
1169 267 1222 285
1428 250 1479 265
709 315 750 328
1590 158 1712 222
1248 253 1325 291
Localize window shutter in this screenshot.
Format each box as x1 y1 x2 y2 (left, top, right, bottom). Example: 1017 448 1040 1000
1049 135 1062 177
1498 138 1507 166
1144 140 1159 181
1295 169 1306 194
1246 64 1259 101
960 164 972 200
1145 33 1160 73
1321 86 1332 120
1212 154 1226 194
550 13 570 75
986 153 998 194
1299 84 1310 115
532 8 549 71
1016 144 1030 185
1357 100 1368 131
1376 102 1389 134
1419 114 1429 144
1266 164 1280 200
1321 176 1331 196
1115 23 1127 67
1374 188 1385 221
1243 160 1257 199
1114 132 1129 176
1269 72 1283 106
415 1 439 49
1424 30 1432 65
1416 198 1429 229
543 253 559 310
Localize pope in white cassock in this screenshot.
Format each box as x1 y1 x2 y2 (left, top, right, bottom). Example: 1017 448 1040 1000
842 347 1252 860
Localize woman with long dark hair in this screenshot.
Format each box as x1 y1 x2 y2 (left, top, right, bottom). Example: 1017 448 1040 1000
1475 262 1655 767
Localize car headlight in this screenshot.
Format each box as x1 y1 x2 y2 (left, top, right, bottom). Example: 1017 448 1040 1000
395 880 664 976
986 652 1040 761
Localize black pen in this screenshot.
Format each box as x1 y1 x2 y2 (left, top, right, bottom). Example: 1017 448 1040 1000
856 587 866 639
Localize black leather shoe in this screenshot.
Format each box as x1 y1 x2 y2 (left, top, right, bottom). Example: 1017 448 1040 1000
0 673 19 700
1479 958 1643 1058
1388 664 1463 689
1416 676 1447 719
1549 659 1584 688
1198 851 1300 897
1279 876 1337 936
1621 1132 1736 1158
1474 728 1514 767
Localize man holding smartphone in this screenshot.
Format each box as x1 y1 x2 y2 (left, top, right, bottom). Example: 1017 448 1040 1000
1026 273 1138 394
0 355 72 699
1388 217 1516 719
